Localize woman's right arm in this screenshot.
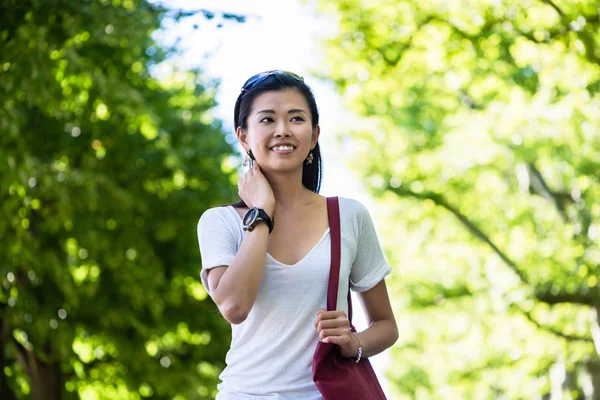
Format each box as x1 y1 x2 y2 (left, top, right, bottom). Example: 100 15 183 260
206 221 270 324
205 163 275 324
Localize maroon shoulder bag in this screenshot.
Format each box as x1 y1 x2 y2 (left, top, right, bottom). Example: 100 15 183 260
312 197 387 400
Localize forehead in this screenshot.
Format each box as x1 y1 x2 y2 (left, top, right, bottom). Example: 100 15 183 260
250 88 309 113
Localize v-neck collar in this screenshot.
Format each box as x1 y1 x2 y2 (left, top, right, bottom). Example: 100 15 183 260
226 206 330 267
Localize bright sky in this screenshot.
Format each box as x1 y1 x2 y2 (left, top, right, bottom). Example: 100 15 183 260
155 0 393 394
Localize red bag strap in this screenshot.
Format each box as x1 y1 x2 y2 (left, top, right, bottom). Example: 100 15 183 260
326 197 355 326
326 197 340 311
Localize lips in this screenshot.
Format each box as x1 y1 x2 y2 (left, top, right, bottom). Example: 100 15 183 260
269 144 296 152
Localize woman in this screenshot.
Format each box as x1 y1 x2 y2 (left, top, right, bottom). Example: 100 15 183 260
197 70 398 399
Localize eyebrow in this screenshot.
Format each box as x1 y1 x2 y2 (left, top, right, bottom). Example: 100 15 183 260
256 109 306 115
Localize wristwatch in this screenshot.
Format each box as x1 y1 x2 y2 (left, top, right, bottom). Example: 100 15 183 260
242 207 274 233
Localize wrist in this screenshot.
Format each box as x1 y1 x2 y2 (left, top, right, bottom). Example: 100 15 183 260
243 207 274 233
249 221 270 234
258 203 274 217
341 333 362 359
351 333 363 362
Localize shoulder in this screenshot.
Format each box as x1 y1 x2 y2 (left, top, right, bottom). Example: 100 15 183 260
337 197 370 220
198 205 238 230
335 197 375 240
199 205 231 220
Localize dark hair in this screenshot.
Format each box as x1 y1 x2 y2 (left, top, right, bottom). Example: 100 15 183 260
230 72 323 207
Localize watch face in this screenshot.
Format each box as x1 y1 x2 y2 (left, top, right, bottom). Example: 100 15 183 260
243 208 258 226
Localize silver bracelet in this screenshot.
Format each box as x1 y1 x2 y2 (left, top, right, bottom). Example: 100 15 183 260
355 346 363 363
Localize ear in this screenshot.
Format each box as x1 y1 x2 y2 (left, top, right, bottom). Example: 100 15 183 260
236 126 249 152
311 125 320 149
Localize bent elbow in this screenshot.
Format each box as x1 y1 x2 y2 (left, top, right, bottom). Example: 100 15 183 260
392 328 399 346
221 303 250 325
390 322 399 346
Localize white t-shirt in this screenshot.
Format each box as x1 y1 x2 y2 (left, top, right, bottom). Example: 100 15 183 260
197 197 391 400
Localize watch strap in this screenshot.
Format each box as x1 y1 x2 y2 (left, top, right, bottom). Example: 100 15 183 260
243 207 274 233
256 208 274 233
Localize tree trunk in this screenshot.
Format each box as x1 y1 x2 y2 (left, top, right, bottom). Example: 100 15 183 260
0 319 17 400
586 360 600 400
565 369 584 400
12 337 62 400
27 349 62 400
590 307 600 358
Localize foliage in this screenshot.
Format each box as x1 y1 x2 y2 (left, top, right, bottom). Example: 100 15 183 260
317 0 600 398
0 0 237 398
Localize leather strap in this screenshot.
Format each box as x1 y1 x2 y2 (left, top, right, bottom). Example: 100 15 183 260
326 197 355 328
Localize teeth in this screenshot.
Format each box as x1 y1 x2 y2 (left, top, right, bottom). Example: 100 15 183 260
271 145 294 151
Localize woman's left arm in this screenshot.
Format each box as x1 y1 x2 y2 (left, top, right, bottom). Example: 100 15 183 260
352 279 398 358
315 279 398 359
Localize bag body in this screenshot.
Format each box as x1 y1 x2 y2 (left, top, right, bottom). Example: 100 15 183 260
312 197 387 400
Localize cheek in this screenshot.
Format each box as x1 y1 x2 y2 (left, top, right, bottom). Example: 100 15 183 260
300 127 316 144
245 127 269 146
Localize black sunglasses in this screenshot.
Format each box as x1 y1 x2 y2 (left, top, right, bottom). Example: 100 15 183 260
241 70 304 92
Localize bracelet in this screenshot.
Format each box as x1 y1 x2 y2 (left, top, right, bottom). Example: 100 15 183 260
355 346 363 363
354 334 363 363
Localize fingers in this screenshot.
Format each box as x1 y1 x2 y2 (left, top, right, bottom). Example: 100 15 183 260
314 308 325 329
315 317 349 333
242 160 262 179
319 327 352 341
314 311 348 331
315 319 343 330
322 334 354 347
237 160 275 212
314 310 347 325
252 162 262 175
238 162 258 190
315 310 360 358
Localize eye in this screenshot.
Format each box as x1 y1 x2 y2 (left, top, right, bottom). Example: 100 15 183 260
260 117 274 123
291 116 305 122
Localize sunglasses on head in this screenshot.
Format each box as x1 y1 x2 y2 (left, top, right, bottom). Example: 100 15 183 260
241 70 304 92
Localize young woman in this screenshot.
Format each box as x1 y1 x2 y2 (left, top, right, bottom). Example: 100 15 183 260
197 70 398 399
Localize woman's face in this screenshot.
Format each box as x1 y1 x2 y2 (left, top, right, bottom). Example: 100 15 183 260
238 88 319 173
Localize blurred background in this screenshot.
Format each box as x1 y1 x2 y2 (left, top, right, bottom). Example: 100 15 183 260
1 0 600 399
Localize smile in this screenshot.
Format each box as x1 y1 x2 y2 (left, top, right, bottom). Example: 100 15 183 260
270 145 295 152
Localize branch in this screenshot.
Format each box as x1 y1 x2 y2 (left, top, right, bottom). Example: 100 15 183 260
540 0 565 18
535 290 597 306
526 162 567 218
427 15 478 41
375 39 412 67
408 283 478 308
373 16 437 67
512 304 592 342
512 25 567 43
535 1 600 66
389 185 529 283
163 8 252 24
525 162 596 249
388 184 598 307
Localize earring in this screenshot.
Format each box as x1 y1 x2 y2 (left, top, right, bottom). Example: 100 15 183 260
243 151 254 168
305 151 314 165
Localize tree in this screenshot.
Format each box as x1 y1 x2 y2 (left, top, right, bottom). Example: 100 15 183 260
317 0 600 398
0 0 239 398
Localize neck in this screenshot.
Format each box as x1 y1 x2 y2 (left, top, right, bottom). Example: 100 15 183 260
262 168 313 209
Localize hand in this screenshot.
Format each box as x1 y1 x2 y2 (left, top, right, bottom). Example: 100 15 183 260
238 162 275 216
314 309 360 358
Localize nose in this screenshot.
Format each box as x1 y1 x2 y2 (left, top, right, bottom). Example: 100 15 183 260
274 120 292 137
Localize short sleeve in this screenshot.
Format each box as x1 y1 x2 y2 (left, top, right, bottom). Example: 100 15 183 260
349 202 391 292
197 207 239 295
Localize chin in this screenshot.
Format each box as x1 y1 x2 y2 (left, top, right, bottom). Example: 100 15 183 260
261 161 303 173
